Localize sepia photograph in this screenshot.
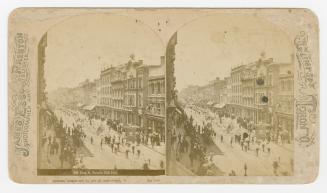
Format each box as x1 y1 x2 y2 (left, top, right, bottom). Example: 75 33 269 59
37 14 166 175
7 8 319 183
166 14 294 176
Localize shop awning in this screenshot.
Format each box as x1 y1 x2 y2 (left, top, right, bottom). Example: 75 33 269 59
213 103 226 109
77 103 84 107
83 104 96 111
207 101 214 106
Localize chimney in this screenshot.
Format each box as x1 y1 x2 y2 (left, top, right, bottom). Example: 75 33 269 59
160 56 165 66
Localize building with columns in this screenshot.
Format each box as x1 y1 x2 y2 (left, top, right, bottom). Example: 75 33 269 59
96 56 165 141
145 58 166 141
225 55 294 140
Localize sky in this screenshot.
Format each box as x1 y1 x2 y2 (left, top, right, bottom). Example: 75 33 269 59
43 13 294 92
174 14 294 91
44 14 164 92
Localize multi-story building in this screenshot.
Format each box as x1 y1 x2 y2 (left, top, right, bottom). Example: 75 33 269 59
240 64 256 121
272 62 294 141
96 56 165 141
78 79 97 106
229 64 246 117
253 58 274 127
224 55 293 140
212 77 227 105
123 60 142 126
96 60 140 124
145 57 166 141
224 77 232 105
228 58 274 126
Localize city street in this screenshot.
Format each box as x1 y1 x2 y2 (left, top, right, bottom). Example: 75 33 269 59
180 104 293 176
52 108 165 170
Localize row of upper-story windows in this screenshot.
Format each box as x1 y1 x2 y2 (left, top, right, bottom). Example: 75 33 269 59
232 85 242 94
125 77 143 89
242 98 254 106
231 73 242 84
148 80 165 95
123 94 136 107
279 78 293 92
231 96 242 104
99 93 146 111
101 72 126 84
242 86 254 97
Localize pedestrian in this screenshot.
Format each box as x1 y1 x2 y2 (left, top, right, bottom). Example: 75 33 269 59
178 133 181 144
143 161 149 170
137 149 141 158
111 143 114 152
246 138 250 150
53 139 59 154
112 137 115 144
229 170 236 176
90 136 93 145
273 161 279 175
100 138 103 149
267 143 271 154
117 142 120 151
184 139 189 153
48 135 52 145
220 135 224 143
125 149 129 159
189 152 194 166
262 141 266 152
114 144 117 154
256 145 260 157
59 152 64 168
50 142 54 155
132 145 135 155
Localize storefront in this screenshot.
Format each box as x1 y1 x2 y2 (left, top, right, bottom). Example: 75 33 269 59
146 115 165 142
276 113 293 143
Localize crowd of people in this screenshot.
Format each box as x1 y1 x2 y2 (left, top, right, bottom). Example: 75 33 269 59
41 107 166 170
170 106 219 175
135 130 161 148
40 109 84 169
170 103 293 176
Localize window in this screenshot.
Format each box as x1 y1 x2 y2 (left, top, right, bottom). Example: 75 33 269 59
157 82 161 93
156 103 160 114
151 83 155 94
138 77 142 88
138 94 142 107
